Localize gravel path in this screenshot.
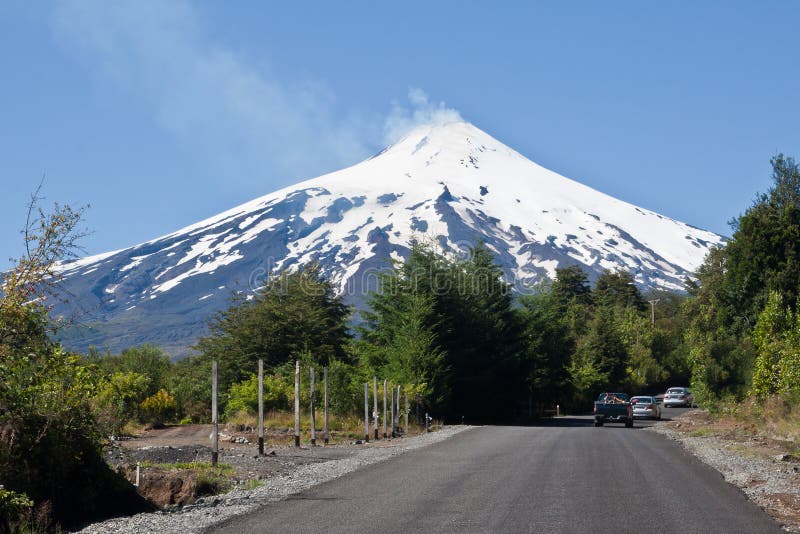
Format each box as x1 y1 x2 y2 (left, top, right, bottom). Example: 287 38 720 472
647 422 800 532
75 426 468 534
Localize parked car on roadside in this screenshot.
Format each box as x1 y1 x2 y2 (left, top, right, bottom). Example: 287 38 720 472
631 396 662 419
663 387 694 407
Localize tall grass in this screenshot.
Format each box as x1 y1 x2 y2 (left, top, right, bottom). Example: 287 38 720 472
712 392 800 443
225 409 425 444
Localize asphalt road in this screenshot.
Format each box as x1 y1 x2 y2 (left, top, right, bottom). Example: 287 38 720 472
208 408 782 533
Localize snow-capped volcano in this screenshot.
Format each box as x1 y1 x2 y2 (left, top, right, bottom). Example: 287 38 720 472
56 121 723 357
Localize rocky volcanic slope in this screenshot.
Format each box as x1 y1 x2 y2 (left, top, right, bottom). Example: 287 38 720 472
55 121 724 357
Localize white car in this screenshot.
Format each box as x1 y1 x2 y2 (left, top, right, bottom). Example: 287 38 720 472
663 387 694 407
631 396 662 419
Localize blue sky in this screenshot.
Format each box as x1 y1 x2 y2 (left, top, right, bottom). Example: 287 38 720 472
2 1 799 270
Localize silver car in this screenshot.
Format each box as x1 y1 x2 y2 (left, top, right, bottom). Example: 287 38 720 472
631 396 661 419
663 387 694 407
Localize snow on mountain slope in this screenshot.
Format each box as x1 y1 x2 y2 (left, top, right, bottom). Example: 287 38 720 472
55 121 724 358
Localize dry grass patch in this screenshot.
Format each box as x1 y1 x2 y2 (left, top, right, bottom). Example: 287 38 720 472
671 395 800 457
224 409 425 446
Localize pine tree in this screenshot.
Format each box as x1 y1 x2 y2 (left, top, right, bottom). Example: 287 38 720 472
552 265 593 310
360 241 524 422
518 289 572 415
594 270 647 311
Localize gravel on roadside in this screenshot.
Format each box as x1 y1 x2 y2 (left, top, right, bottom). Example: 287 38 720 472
75 426 469 534
647 418 800 532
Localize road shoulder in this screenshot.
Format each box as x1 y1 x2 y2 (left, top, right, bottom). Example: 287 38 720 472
647 412 800 532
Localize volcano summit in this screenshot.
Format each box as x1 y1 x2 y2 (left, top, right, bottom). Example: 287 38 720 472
56 121 723 357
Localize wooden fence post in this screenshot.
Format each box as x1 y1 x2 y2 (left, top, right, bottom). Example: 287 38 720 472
382 379 387 439
397 385 401 434
373 376 378 440
390 386 395 438
211 360 218 466
258 359 264 455
310 367 316 446
364 382 369 443
294 360 300 447
323 366 329 445
404 390 409 436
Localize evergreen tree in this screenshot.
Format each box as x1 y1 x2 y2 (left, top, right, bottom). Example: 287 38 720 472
644 291 692 389
518 289 572 416
594 270 647 311
360 286 446 404
360 242 524 422
442 243 523 422
582 310 628 389
684 155 800 401
194 263 351 401
552 265 593 310
722 154 800 330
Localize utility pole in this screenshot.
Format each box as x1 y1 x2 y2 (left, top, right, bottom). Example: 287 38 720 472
648 299 660 325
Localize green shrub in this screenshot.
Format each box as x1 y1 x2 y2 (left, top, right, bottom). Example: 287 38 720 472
140 389 178 425
94 371 151 434
194 467 233 497
0 487 33 532
224 373 291 420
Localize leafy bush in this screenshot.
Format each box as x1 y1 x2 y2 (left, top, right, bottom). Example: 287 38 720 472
751 292 800 399
140 389 178 426
0 193 155 528
0 487 33 532
224 373 291 420
94 371 151 434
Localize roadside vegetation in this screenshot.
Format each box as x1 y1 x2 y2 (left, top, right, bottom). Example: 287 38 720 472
2 155 800 530
0 192 152 532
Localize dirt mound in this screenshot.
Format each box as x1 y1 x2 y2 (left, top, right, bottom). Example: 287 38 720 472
122 466 199 508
